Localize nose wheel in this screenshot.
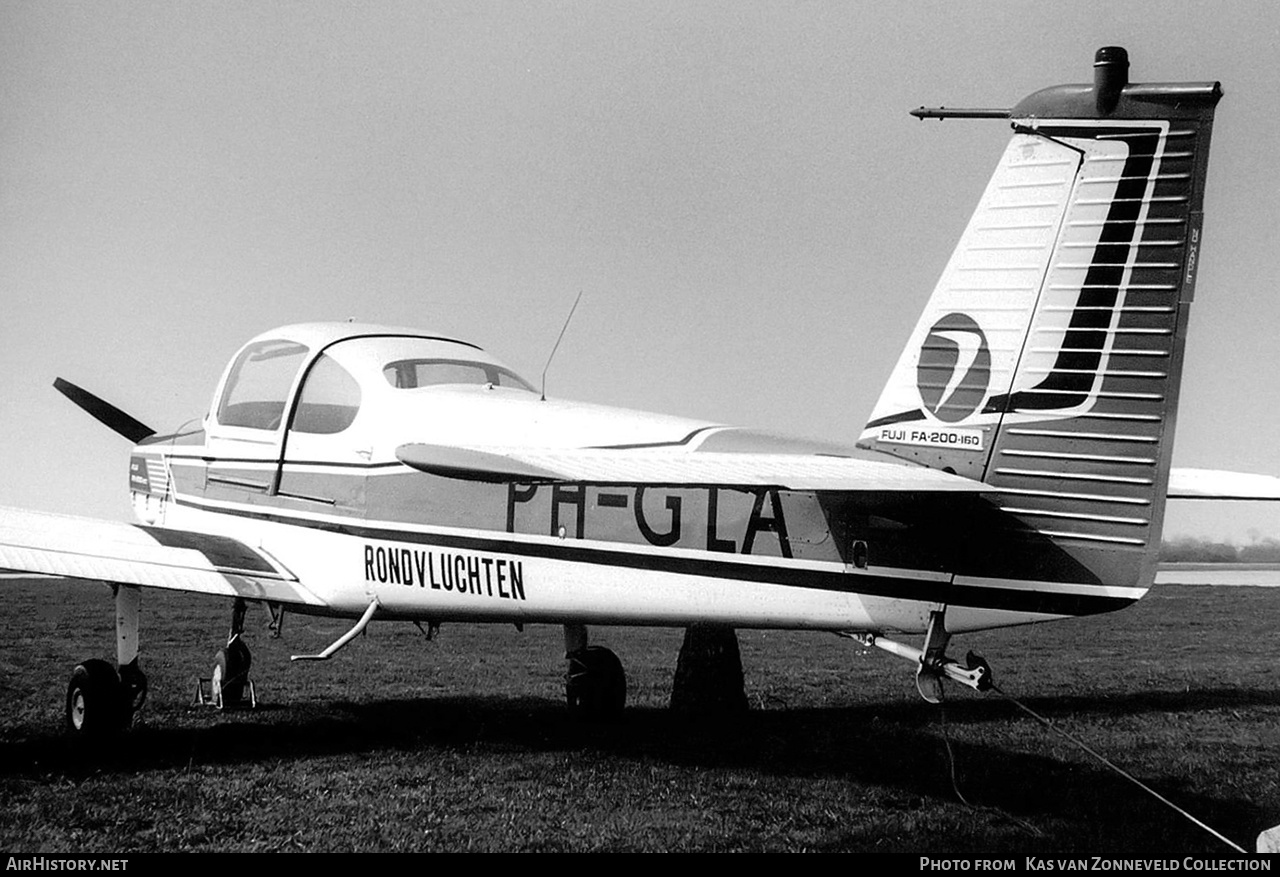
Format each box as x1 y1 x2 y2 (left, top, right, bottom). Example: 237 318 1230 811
195 597 258 709
214 637 252 706
198 635 256 710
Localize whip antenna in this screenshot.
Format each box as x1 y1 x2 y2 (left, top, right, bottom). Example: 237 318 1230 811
540 291 583 401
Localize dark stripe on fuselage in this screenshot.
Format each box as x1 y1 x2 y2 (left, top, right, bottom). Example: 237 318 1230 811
170 495 1136 617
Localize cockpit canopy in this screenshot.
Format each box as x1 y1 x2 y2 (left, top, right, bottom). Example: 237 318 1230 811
210 323 534 439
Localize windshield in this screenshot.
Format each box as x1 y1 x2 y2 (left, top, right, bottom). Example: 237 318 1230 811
217 340 309 430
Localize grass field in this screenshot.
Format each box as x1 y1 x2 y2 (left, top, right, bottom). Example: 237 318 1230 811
1 577 1277 853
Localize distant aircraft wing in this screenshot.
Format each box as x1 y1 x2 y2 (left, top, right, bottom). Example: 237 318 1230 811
1167 467 1280 500
1155 563 1280 586
0 506 326 606
395 443 991 493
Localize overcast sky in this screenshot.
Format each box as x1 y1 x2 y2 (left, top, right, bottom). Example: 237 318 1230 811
3 1 1279 541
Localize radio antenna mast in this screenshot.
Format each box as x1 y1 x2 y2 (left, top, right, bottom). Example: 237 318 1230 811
541 290 583 401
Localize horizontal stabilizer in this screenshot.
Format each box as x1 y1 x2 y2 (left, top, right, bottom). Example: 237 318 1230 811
396 442 992 493
0 506 325 606
1167 467 1280 500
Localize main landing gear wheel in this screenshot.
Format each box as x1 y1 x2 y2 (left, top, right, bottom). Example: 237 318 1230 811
566 645 626 720
65 659 128 737
212 637 252 708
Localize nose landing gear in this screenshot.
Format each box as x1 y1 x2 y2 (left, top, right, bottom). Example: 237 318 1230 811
197 635 256 709
195 599 258 710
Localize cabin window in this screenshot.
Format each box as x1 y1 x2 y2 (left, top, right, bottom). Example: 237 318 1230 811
217 340 308 431
383 358 535 392
293 354 362 434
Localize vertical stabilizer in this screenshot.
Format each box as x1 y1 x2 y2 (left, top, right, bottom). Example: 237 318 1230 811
860 48 1222 608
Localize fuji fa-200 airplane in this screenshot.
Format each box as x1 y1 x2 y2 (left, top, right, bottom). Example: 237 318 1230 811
0 47 1247 735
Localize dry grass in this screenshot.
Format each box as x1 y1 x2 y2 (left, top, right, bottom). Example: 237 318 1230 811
1 578 1276 852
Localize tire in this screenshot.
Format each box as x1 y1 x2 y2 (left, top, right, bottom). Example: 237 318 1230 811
65 659 124 736
566 645 626 720
213 637 252 707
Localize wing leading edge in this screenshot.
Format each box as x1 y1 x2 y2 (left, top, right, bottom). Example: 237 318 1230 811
0 506 325 607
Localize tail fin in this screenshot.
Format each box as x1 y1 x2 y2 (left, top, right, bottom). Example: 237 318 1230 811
859 48 1222 614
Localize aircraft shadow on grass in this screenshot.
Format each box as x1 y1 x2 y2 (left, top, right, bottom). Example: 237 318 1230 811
2 689 1271 852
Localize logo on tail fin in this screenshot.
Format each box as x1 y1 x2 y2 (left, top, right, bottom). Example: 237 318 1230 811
917 313 991 423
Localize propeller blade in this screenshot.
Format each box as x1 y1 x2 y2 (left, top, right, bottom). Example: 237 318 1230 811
53 378 156 444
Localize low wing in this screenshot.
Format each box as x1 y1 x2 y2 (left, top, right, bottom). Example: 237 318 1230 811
1167 467 1280 500
0 506 325 607
395 442 991 492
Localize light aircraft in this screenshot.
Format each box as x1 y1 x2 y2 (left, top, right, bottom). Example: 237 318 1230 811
0 47 1254 735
